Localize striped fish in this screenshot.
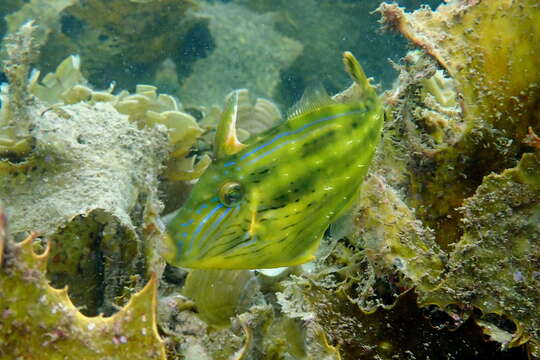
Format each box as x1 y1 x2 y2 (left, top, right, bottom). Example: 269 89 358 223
162 52 383 269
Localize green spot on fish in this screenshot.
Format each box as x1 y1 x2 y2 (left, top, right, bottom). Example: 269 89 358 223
162 52 384 269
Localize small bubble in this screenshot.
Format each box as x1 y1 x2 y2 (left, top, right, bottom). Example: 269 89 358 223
393 257 405 269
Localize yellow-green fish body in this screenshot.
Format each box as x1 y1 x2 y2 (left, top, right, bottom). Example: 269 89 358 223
162 52 383 269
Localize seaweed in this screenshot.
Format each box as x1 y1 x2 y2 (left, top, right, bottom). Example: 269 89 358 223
0 224 166 360
0 0 539 359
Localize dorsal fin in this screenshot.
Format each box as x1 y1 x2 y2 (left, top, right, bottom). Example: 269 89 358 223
286 84 334 121
214 90 247 159
342 51 372 93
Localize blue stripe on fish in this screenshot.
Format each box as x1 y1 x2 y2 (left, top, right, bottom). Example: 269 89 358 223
239 110 363 165
187 203 223 253
197 206 234 253
198 205 242 256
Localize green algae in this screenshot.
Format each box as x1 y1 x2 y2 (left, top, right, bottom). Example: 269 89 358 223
0 227 166 360
379 0 540 248
420 153 540 350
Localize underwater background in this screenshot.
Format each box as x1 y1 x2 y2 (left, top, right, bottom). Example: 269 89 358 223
0 0 539 359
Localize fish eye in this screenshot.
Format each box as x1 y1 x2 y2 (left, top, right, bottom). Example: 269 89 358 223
219 181 244 207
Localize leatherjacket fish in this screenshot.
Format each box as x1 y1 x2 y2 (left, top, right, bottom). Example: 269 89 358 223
162 52 383 269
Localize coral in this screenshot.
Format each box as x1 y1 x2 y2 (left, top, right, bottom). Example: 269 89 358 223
179 2 303 106
0 225 166 359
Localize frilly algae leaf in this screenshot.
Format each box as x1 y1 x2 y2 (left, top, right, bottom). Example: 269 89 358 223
277 275 519 359
420 153 540 350
29 55 88 104
380 0 540 137
379 0 540 249
0 230 166 359
374 0 540 353
353 175 445 293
